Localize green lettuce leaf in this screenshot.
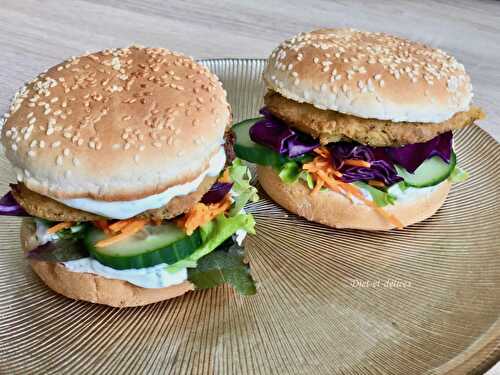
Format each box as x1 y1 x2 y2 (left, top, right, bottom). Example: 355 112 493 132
354 181 397 207
187 238 256 295
301 171 315 189
278 161 302 183
167 212 255 273
448 166 469 183
276 154 315 186
228 158 259 215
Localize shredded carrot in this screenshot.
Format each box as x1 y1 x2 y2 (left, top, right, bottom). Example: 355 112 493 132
108 219 133 233
311 178 324 195
218 169 231 183
93 220 109 231
303 147 404 229
313 146 331 158
178 194 232 235
344 159 371 168
368 180 386 188
47 222 73 234
95 219 148 248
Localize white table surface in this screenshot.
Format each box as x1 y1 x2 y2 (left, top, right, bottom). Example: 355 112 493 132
0 1 498 373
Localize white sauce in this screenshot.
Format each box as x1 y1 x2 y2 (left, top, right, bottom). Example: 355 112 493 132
350 181 444 205
63 258 187 289
386 182 442 202
55 147 226 219
34 218 59 245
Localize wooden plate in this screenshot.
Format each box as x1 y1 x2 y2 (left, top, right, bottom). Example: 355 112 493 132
0 58 499 374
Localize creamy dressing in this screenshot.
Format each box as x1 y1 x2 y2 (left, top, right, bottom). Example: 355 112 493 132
55 147 226 219
386 182 442 202
34 218 59 245
350 181 444 205
63 258 187 289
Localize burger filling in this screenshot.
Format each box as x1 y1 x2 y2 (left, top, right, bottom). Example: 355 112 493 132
233 107 471 228
54 147 227 219
0 158 258 295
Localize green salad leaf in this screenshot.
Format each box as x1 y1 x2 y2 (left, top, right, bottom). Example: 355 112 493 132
187 238 256 295
448 166 469 183
167 212 255 273
228 158 259 215
354 181 397 207
278 161 302 184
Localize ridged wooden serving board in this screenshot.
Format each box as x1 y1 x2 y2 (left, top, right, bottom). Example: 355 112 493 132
0 59 499 374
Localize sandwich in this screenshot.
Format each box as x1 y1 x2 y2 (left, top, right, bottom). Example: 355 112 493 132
233 28 484 230
0 46 258 307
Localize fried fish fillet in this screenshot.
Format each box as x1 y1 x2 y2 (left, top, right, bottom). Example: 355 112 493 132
264 91 485 146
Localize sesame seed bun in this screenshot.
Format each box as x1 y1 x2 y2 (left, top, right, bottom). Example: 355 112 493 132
1 46 231 201
257 165 451 230
263 28 473 123
21 219 193 307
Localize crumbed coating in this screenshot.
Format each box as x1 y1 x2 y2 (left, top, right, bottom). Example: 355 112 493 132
265 91 484 146
11 174 216 222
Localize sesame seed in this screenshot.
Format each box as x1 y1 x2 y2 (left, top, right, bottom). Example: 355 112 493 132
56 155 63 166
52 141 61 148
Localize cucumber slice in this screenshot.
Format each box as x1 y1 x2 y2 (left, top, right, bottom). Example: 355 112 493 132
233 118 285 167
395 152 457 188
84 223 202 270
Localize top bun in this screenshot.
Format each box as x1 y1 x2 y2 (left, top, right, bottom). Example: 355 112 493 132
263 28 473 123
1 46 231 201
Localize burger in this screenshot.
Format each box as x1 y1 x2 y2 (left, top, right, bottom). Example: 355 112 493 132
233 29 484 230
0 46 257 307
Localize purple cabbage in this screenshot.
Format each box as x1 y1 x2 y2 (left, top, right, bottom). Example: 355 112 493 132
330 143 403 186
0 191 29 216
249 109 319 158
249 118 295 154
385 132 452 173
201 182 233 204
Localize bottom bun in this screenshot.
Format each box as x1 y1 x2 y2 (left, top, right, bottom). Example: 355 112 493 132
257 165 451 230
21 220 193 307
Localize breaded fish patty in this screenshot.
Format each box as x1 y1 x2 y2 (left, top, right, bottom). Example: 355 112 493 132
11 175 217 222
264 91 485 146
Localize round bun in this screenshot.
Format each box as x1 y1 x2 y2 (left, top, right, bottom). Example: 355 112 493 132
257 166 451 230
1 46 231 201
263 28 472 123
21 220 193 307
